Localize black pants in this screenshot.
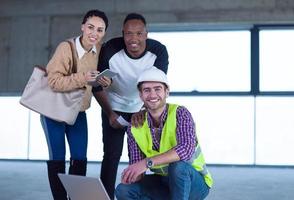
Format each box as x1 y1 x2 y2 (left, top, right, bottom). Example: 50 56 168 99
100 111 133 200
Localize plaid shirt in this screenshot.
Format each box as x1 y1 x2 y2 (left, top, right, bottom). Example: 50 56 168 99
127 104 197 164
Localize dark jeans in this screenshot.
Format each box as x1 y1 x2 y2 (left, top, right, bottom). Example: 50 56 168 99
100 111 133 200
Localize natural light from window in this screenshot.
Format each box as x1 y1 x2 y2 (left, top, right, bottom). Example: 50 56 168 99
149 31 251 92
260 29 294 91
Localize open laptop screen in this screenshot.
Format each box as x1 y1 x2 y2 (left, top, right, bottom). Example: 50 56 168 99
58 174 110 200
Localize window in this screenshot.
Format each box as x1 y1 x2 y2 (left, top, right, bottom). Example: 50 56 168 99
149 31 251 92
259 29 294 91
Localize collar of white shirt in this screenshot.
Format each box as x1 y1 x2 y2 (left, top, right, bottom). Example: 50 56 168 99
75 36 97 59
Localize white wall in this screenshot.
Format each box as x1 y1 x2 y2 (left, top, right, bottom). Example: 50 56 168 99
1 96 294 166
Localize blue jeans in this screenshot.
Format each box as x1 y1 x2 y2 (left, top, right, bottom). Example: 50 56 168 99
115 161 210 200
40 112 88 161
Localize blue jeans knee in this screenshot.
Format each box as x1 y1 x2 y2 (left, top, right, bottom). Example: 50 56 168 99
168 161 210 200
115 183 133 200
168 161 189 175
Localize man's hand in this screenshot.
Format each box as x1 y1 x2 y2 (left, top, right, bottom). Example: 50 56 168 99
121 159 147 184
97 76 112 88
109 112 124 129
131 110 146 128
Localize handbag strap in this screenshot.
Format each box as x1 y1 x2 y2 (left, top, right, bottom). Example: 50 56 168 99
67 40 78 73
34 41 77 75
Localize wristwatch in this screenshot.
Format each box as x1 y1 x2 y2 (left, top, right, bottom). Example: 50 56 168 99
146 158 154 169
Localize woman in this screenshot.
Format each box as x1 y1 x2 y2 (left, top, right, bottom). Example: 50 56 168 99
40 9 109 200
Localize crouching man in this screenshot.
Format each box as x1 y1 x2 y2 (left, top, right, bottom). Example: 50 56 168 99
115 67 213 200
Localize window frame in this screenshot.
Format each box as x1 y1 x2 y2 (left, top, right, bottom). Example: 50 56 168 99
148 24 294 96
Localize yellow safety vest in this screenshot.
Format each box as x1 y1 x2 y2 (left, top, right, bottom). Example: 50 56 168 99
131 104 213 188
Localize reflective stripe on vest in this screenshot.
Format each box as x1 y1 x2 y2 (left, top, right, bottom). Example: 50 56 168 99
131 104 213 188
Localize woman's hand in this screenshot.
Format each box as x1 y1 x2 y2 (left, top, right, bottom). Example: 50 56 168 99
85 71 98 83
85 71 111 88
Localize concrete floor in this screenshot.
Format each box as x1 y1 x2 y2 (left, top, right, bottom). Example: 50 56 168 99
0 160 293 200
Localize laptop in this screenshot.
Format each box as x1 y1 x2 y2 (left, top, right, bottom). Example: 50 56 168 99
58 174 110 200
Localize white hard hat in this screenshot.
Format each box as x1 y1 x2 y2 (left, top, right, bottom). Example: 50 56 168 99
137 67 169 89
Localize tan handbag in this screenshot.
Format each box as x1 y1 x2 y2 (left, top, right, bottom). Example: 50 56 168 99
20 41 85 125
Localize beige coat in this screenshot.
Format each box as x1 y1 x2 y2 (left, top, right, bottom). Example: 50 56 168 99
46 38 101 111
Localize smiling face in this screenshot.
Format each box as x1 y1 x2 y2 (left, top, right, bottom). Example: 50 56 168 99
139 81 169 114
123 19 147 58
81 16 106 51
